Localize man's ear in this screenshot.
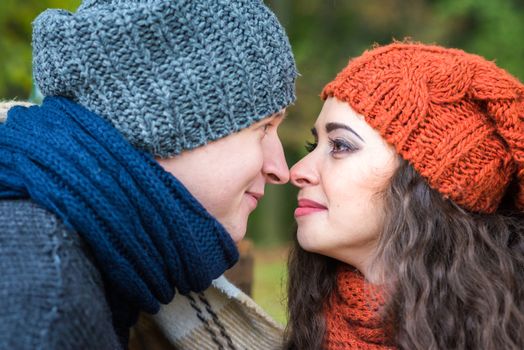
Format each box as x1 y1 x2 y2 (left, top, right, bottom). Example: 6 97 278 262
0 101 34 123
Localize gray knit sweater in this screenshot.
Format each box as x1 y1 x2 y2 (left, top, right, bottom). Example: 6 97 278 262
0 199 122 349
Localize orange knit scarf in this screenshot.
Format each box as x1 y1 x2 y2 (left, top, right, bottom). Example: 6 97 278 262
323 266 396 350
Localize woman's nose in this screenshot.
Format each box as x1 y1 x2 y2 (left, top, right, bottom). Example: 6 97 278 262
290 154 318 188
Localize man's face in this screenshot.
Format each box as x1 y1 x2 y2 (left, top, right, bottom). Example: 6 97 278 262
157 112 289 242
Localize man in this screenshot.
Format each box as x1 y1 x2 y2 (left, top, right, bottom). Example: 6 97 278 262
0 0 296 348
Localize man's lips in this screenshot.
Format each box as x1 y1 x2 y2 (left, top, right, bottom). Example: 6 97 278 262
295 198 327 217
247 192 263 201
246 191 263 209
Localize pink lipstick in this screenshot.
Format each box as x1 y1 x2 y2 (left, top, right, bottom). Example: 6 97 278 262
294 199 327 217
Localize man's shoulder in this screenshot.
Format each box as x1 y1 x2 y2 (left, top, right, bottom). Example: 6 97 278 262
0 198 60 233
0 198 88 265
0 199 122 349
0 199 70 272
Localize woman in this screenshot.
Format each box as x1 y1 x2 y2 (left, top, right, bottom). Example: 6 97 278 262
0 0 296 349
286 42 524 349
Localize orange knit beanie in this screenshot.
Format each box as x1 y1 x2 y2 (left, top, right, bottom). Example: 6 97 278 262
322 42 524 213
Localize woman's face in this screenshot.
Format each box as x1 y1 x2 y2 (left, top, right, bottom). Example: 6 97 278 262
157 112 289 243
290 98 398 273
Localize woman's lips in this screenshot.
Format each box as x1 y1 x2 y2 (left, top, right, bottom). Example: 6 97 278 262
294 198 327 217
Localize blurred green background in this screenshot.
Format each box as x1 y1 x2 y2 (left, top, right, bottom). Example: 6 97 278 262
1 0 524 324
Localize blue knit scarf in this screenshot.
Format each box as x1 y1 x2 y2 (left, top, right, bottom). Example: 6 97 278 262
0 97 239 344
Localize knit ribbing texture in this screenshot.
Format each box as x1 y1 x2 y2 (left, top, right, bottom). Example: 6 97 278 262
324 266 396 350
32 0 297 157
0 97 239 345
322 43 524 213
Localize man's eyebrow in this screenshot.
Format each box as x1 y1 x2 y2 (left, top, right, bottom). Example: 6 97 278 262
310 127 318 138
325 122 364 142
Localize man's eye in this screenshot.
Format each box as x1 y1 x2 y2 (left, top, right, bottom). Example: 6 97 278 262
261 123 272 134
304 141 317 153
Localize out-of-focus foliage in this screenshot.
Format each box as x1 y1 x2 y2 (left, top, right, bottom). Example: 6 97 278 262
1 0 523 245
0 0 80 99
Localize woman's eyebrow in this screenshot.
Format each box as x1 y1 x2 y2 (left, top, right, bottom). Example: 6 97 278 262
325 122 364 142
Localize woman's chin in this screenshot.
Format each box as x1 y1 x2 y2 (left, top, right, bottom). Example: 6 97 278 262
296 229 320 253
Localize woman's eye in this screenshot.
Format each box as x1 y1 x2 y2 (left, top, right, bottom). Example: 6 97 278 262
304 141 317 153
329 138 358 154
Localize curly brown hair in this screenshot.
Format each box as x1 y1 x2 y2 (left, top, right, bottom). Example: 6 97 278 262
285 158 524 349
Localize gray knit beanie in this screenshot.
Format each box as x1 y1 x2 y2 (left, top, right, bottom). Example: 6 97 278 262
32 0 297 157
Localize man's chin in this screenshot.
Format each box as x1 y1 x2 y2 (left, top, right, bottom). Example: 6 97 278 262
224 220 248 243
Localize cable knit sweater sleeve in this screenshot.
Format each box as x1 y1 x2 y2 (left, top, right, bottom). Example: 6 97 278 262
0 199 122 350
